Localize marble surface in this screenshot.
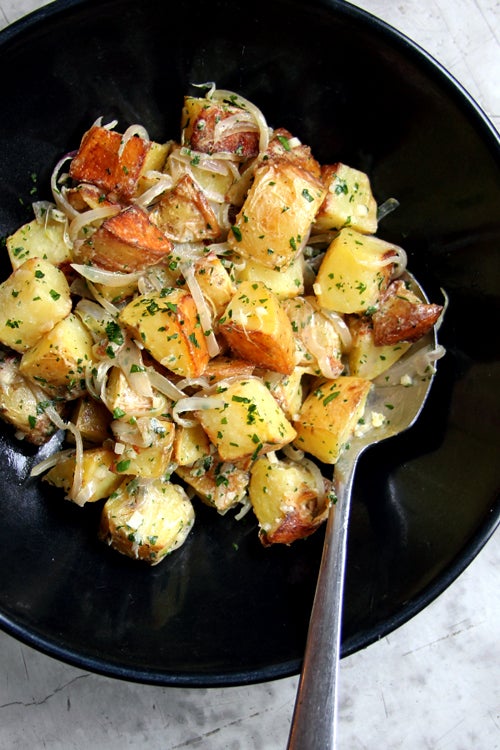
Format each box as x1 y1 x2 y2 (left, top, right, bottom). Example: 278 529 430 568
0 1 499 749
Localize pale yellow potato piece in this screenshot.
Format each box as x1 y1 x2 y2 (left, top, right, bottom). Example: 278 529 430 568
136 141 171 194
99 477 195 565
249 456 330 546
260 368 304 421
314 228 396 314
0 258 71 352
0 352 63 444
172 423 211 466
227 161 325 269
6 218 71 270
293 376 371 463
235 255 304 299
219 280 296 375
19 313 94 400
193 253 235 318
119 287 209 378
113 419 175 479
44 447 123 505
195 377 296 461
313 163 378 235
105 367 167 418
347 315 411 379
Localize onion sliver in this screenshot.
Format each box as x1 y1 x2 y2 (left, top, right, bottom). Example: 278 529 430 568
72 263 142 288
69 204 121 243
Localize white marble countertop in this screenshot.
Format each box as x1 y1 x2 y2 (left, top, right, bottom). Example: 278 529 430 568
0 1 499 748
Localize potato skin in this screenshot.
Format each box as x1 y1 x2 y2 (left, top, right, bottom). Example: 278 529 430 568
0 258 71 353
347 314 411 379
372 279 443 345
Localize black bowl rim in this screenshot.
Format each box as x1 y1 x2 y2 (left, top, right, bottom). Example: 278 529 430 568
0 0 499 687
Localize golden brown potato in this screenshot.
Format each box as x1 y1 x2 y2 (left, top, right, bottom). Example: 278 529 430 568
227 161 326 269
258 367 304 420
119 287 210 378
44 447 123 505
69 124 159 201
282 295 344 378
0 257 71 353
372 279 443 345
219 280 297 375
249 455 331 546
293 376 372 463
152 174 221 242
263 128 322 178
313 162 378 235
75 205 173 273
195 377 296 462
314 228 396 314
181 96 260 158
7 217 71 270
0 351 64 444
99 477 195 564
19 313 94 400
202 355 256 386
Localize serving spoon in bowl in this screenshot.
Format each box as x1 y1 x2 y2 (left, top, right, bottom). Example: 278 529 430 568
287 272 441 750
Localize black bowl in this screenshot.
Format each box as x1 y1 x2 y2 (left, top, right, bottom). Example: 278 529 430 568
0 0 498 686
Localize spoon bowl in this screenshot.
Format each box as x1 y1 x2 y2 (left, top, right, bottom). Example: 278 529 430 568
288 272 441 749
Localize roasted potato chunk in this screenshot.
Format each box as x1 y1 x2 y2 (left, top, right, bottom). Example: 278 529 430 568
181 96 259 158
192 253 235 318
7 217 71 270
249 455 331 545
70 395 112 444
75 205 173 273
195 377 296 462
0 351 64 444
0 257 71 353
314 228 396 314
227 161 326 269
44 447 123 505
69 124 158 201
313 162 378 235
372 279 443 345
263 128 322 178
176 455 250 513
105 367 168 419
152 174 221 242
99 477 195 564
112 417 175 479
347 314 411 379
235 255 305 300
172 422 211 466
19 313 94 400
119 287 210 378
294 376 371 463
219 280 297 375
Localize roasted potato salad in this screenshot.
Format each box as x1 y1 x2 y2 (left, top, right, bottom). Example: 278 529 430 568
0 87 444 564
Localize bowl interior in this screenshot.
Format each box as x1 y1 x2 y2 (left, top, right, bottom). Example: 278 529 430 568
0 0 498 685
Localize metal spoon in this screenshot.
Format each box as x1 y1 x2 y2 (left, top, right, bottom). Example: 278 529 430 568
287 272 440 750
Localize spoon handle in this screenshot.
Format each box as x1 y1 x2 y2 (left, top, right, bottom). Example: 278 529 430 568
287 456 357 750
